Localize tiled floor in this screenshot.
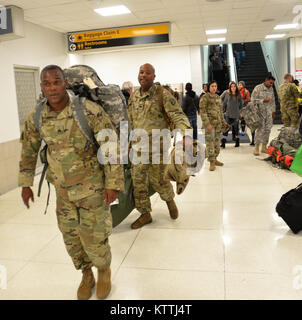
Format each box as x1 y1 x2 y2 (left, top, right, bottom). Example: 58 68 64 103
1 125 302 300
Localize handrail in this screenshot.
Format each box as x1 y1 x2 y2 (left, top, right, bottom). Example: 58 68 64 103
233 56 238 83
260 42 281 87
227 43 238 83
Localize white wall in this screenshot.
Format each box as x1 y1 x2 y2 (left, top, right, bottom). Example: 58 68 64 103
0 21 67 144
261 40 288 87
189 46 203 96
295 36 302 58
83 45 196 91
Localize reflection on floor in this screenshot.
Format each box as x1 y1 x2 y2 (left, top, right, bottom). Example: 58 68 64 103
0 125 302 300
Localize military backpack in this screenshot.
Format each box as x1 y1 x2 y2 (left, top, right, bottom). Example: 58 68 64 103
33 65 129 213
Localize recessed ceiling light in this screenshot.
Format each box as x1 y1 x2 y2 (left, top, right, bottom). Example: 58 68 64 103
208 37 226 42
265 34 286 39
206 29 227 35
274 24 298 30
94 5 131 16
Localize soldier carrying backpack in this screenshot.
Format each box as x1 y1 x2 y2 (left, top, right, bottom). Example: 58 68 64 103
19 64 125 300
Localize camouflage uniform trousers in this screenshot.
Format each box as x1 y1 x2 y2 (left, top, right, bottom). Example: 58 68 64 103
56 186 112 271
255 104 273 145
205 126 221 162
281 105 300 128
131 159 175 215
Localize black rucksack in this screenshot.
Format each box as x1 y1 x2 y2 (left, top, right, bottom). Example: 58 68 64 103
276 183 302 234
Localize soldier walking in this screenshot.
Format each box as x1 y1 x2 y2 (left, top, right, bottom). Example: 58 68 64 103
127 63 192 229
19 65 124 300
251 75 276 156
278 73 302 128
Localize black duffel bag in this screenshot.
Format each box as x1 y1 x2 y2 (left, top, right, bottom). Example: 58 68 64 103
276 183 302 234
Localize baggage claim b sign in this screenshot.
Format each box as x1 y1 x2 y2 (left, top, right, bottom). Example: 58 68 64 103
67 23 170 52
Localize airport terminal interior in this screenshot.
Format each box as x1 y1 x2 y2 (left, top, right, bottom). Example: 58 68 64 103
1 0 302 300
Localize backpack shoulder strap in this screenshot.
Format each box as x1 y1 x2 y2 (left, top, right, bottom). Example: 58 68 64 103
34 97 47 135
156 85 175 130
68 90 99 150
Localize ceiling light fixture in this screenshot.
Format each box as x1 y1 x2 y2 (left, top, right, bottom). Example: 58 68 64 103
206 29 227 35
274 24 298 30
265 34 286 39
94 5 131 16
208 37 226 42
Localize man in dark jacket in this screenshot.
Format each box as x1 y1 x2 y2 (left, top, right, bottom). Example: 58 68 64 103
182 82 199 140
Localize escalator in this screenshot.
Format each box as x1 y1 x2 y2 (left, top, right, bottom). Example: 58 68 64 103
232 42 282 124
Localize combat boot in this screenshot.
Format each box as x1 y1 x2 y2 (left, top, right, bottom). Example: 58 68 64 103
235 138 240 148
77 268 95 300
220 138 226 149
253 144 260 156
131 213 152 229
210 161 216 171
166 199 179 219
96 267 111 299
261 144 267 153
215 160 224 166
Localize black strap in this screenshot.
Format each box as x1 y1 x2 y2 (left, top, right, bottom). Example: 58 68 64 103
38 163 48 197
44 181 51 215
37 163 50 215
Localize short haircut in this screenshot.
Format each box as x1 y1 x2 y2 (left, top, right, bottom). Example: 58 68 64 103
284 73 293 80
265 75 275 81
185 82 192 91
122 81 133 90
40 65 65 81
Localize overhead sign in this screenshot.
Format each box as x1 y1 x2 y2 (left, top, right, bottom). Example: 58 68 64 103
67 23 169 52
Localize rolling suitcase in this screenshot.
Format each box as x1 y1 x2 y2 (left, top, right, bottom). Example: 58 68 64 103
276 183 302 234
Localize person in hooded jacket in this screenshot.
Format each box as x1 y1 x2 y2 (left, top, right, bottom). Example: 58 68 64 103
182 82 200 140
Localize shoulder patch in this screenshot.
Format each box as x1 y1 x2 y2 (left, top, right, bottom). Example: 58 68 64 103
170 98 176 105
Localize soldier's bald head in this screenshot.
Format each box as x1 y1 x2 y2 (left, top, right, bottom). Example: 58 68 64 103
140 63 155 74
138 63 156 92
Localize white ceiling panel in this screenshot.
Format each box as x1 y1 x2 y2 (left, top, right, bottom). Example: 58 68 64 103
2 0 302 46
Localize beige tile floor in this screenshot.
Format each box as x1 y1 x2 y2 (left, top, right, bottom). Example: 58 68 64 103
0 125 302 300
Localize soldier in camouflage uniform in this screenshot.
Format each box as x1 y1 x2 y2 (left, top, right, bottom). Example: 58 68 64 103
200 80 228 171
19 65 124 300
278 74 302 128
251 75 276 156
127 63 192 229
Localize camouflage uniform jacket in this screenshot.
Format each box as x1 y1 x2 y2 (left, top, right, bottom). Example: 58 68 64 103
199 93 225 128
278 82 302 109
127 83 191 152
19 99 124 202
251 83 276 112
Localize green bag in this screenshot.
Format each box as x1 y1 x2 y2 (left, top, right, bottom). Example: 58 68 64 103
290 145 302 177
111 165 155 228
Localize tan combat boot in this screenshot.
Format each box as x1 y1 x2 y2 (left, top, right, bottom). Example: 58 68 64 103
253 144 260 156
131 213 152 229
77 268 95 300
166 199 179 220
215 160 224 166
261 144 267 153
210 161 216 171
96 267 111 299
